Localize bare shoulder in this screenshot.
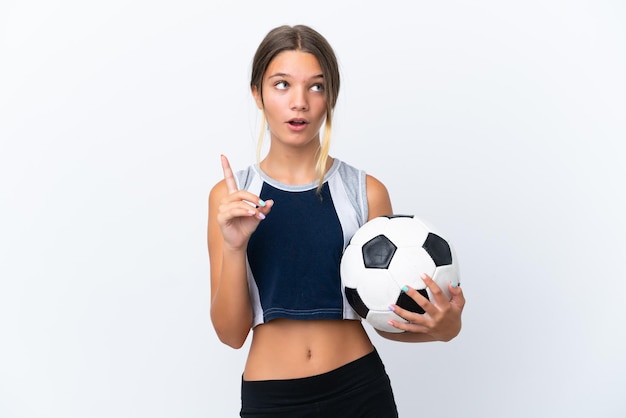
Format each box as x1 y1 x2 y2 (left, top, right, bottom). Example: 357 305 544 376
366 174 393 220
208 179 228 206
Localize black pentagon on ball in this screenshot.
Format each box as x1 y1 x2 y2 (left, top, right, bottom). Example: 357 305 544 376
396 288 429 315
344 287 369 319
423 232 452 267
383 214 414 219
362 234 397 269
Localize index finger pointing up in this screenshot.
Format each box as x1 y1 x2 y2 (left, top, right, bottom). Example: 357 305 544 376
220 154 238 193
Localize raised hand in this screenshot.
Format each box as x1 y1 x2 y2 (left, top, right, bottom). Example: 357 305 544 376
216 155 273 251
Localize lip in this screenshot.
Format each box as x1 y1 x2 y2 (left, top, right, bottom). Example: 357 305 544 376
286 118 309 132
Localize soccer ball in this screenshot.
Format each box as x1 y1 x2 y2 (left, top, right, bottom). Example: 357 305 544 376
341 214 460 333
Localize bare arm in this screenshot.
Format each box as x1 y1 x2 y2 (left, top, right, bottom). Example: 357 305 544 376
365 174 393 220
208 156 273 348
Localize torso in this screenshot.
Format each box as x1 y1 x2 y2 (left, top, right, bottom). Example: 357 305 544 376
236 159 375 381
243 318 374 380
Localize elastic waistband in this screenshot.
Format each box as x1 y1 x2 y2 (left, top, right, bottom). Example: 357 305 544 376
241 349 387 407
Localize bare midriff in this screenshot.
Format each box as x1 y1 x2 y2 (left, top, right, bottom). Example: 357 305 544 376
243 319 374 381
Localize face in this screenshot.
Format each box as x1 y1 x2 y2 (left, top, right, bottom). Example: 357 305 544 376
253 50 327 150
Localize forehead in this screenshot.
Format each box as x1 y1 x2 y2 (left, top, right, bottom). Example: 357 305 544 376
265 50 323 79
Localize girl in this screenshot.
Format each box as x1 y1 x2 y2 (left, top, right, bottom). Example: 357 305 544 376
207 24 465 417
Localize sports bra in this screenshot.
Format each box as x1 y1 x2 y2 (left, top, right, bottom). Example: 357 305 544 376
234 159 368 328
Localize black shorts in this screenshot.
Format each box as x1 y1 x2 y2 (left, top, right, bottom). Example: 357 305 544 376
240 349 398 417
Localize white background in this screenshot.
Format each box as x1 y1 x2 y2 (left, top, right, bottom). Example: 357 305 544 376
1 1 625 417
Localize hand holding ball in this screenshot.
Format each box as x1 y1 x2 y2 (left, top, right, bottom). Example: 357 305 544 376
341 215 460 333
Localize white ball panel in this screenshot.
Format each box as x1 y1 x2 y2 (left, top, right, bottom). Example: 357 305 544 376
347 216 388 246
366 310 407 333
431 264 460 300
378 217 429 247
450 243 460 276
388 247 436 290
339 245 364 288
356 269 401 310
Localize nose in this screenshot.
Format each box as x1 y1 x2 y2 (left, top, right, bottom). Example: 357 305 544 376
290 87 308 111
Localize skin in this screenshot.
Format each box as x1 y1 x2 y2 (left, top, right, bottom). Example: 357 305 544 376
207 50 466 380
252 50 328 183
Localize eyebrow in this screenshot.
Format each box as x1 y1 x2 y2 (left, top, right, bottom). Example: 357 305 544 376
267 72 324 80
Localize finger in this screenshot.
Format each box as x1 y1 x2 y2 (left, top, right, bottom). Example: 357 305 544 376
386 303 430 333
219 198 274 224
244 199 274 221
258 199 274 216
220 154 238 193
386 318 429 333
399 283 438 318
420 273 449 306
219 205 261 221
223 190 268 210
388 308 427 330
448 282 466 310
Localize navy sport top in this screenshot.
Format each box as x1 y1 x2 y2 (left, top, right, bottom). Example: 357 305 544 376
235 159 368 328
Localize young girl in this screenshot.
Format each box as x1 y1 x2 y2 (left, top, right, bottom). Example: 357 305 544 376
207 24 465 417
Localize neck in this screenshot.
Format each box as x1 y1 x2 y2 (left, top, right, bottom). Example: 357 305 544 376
260 148 332 185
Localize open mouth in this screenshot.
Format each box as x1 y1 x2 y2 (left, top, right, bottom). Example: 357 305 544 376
288 119 307 127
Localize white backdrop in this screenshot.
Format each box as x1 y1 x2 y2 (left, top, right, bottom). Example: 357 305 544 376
1 1 625 417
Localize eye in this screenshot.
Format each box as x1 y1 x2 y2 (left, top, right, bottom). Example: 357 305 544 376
311 83 325 92
274 81 288 90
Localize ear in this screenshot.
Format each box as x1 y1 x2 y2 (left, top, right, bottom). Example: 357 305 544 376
251 86 263 110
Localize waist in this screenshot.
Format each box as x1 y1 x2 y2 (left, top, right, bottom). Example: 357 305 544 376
241 349 388 407
243 319 373 381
